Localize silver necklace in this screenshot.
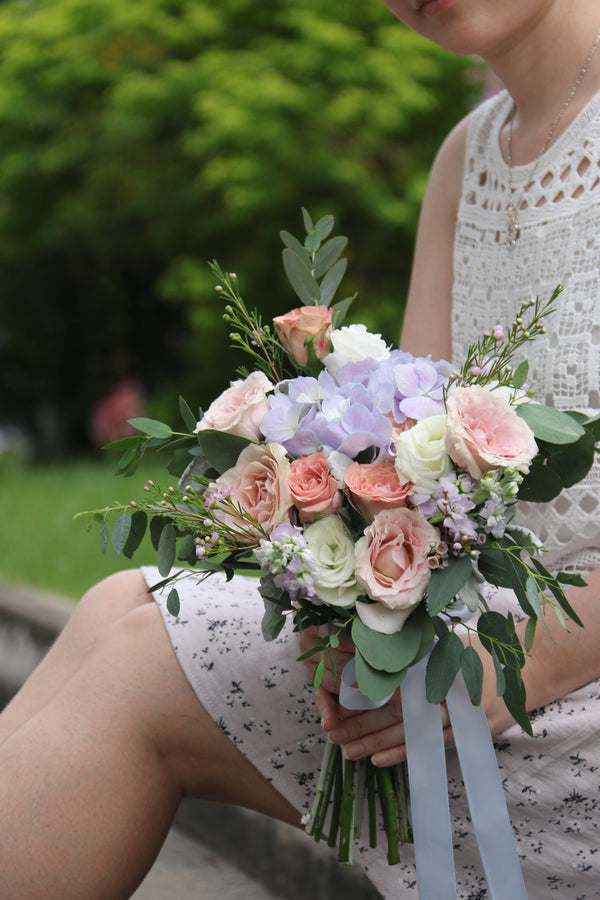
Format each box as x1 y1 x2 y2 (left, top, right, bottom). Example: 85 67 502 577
506 27 600 249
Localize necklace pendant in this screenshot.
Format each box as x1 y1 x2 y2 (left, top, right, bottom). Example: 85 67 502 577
506 201 520 249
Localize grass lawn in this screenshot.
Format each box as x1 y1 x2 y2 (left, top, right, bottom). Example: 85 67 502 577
0 454 168 600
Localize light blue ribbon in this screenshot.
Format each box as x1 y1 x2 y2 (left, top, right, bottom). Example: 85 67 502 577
400 656 527 899
400 657 457 899
446 672 528 899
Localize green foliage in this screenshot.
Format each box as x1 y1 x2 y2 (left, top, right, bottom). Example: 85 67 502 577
0 0 480 449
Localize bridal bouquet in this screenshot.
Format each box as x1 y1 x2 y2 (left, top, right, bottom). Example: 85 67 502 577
82 210 598 869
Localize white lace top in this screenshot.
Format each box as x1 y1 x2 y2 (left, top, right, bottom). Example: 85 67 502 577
452 89 600 574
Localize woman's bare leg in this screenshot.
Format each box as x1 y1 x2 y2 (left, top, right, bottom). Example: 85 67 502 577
0 570 152 744
0 581 299 899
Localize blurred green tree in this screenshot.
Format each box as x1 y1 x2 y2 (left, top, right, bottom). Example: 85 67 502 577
0 0 481 451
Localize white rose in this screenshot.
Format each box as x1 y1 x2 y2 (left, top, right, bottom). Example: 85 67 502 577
304 516 361 608
394 414 452 496
323 324 390 376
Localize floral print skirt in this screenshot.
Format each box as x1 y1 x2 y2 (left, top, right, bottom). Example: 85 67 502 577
143 567 600 900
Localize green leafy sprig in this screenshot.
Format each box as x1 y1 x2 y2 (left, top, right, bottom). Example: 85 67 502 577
449 286 562 394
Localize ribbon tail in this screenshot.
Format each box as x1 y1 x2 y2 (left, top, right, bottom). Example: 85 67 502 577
400 657 457 900
446 674 528 900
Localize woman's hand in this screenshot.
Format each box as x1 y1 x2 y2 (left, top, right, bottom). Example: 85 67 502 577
311 633 519 768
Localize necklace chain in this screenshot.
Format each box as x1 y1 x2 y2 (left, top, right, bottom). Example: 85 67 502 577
506 27 600 249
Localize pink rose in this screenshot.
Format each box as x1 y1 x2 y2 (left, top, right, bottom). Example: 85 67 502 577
445 385 537 479
210 442 293 544
273 305 333 366
344 461 413 521
195 371 272 442
288 453 342 523
354 508 439 634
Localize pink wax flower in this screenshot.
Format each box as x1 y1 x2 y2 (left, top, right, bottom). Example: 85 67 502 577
445 385 537 479
273 305 333 367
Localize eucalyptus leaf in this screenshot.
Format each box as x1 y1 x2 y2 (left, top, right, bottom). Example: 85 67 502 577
518 458 564 502
352 614 422 673
530 558 585 627
524 574 551 634
166 588 180 617
105 435 147 452
477 611 524 671
490 647 506 696
313 235 348 278
282 248 321 305
460 645 484 705
544 430 595 487
524 617 537 653
355 651 407 703
111 512 132 556
179 396 198 433
157 523 177 576
477 540 517 589
115 446 141 476
426 555 473 616
195 430 252 474
150 515 172 551
320 257 347 305
502 667 532 735
517 403 585 444
313 656 326 688
410 605 436 663
177 532 197 564
425 631 464 703
301 207 314 234
100 520 108 555
262 598 286 641
556 571 587 587
280 230 312 268
128 417 173 439
331 295 356 329
512 360 529 389
304 230 322 255
314 213 335 240
122 510 148 559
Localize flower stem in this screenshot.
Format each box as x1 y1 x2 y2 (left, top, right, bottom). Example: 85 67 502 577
304 737 336 838
367 761 378 848
376 766 401 865
327 750 344 848
312 741 339 842
338 757 356 865
392 762 413 844
353 758 367 839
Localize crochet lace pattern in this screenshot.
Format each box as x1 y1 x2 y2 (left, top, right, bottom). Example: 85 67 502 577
452 89 600 574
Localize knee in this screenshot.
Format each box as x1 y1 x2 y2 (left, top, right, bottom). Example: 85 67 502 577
70 569 152 644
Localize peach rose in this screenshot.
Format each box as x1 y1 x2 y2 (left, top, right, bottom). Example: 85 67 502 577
210 442 293 544
344 461 413 521
445 385 537 479
354 508 439 634
195 371 273 442
273 305 333 367
288 453 342 523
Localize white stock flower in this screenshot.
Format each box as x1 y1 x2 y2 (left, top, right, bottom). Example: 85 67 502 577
323 324 390 376
394 414 452 497
303 516 361 608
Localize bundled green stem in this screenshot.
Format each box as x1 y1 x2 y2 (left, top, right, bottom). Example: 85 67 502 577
303 739 412 865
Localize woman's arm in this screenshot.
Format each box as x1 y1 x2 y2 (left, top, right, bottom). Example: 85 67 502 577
398 114 469 359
